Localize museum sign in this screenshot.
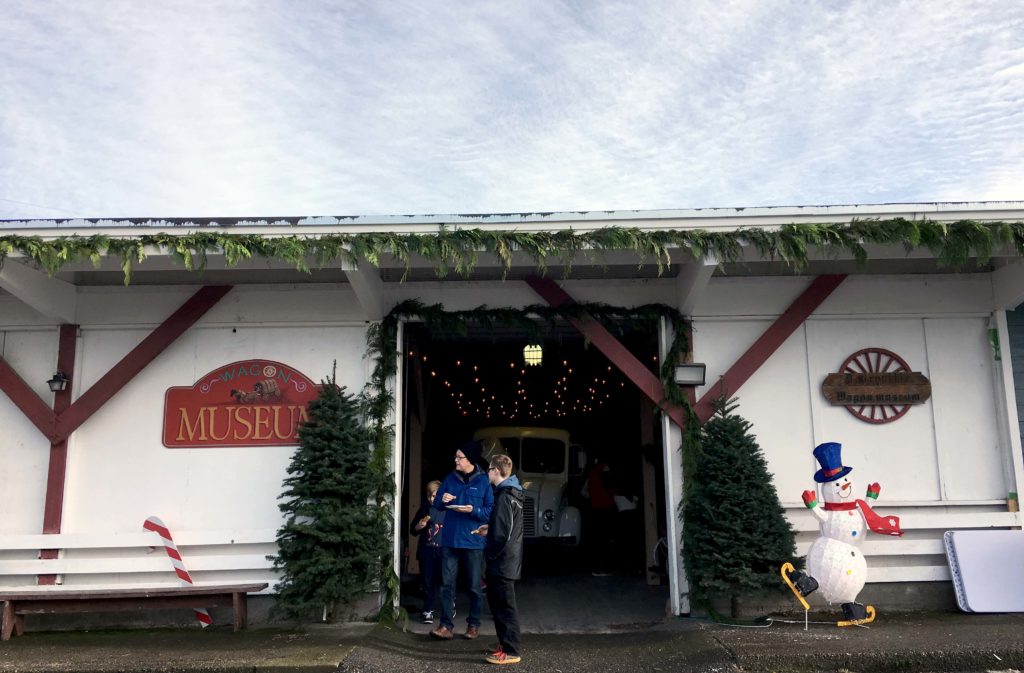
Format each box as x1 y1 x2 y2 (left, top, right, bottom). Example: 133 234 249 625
163 360 320 448
821 348 932 425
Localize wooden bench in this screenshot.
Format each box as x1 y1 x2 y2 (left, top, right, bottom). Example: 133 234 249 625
0 529 278 638
1 583 268 640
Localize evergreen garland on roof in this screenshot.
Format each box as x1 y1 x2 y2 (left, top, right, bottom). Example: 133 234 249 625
1 218 1022 284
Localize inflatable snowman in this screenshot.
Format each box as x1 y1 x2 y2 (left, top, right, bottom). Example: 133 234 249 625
785 442 903 624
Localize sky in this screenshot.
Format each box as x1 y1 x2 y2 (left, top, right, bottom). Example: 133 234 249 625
1 0 1022 220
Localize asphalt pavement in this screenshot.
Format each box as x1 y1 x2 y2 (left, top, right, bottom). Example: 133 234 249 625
2 611 1024 673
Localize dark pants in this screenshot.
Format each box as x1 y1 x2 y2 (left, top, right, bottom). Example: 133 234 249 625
420 548 441 613
486 574 521 656
440 547 483 629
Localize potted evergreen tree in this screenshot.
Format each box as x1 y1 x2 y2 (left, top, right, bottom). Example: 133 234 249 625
682 398 798 617
272 375 386 621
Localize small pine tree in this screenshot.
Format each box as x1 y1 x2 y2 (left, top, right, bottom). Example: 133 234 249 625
682 398 797 615
272 377 385 621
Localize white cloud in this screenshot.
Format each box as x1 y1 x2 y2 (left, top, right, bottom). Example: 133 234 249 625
0 0 1022 219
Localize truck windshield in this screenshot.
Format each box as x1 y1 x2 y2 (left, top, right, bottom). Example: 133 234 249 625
519 438 566 474
492 437 521 467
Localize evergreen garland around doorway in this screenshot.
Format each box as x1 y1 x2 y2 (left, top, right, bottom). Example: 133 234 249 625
362 298 693 617
681 397 797 616
272 374 386 622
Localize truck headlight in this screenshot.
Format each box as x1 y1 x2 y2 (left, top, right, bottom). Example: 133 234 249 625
542 522 553 532
543 509 555 521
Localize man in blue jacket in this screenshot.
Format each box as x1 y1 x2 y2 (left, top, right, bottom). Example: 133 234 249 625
430 440 493 640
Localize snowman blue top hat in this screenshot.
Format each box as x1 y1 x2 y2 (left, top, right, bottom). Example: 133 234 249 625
813 442 853 483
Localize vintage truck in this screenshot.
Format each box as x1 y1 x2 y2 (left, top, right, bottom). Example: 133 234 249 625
473 426 583 545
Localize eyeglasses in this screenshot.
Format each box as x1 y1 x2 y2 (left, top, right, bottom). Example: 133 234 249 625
454 454 467 462
488 467 499 472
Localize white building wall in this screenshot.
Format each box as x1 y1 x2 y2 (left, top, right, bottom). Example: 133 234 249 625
0 326 57 535
0 284 370 588
392 278 679 310
3 270 1019 597
689 273 1016 590
692 274 1003 503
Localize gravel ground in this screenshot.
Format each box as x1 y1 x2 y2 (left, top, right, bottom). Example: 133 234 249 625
2 611 1024 673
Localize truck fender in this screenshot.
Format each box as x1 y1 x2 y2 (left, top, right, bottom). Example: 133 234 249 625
558 506 581 545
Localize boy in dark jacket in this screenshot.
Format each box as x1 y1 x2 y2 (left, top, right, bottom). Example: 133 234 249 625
479 453 524 665
430 440 493 641
409 480 445 623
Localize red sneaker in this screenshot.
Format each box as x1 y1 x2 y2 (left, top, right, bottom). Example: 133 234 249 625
485 650 521 665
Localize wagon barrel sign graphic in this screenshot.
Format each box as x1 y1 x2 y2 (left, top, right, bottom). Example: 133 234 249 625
163 360 320 447
821 348 932 425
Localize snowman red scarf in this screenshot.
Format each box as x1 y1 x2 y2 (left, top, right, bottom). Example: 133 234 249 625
823 500 904 536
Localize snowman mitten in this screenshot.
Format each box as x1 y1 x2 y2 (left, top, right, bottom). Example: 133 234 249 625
801 490 818 508
866 483 881 500
791 570 818 597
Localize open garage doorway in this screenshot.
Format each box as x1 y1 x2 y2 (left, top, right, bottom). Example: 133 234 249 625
399 320 671 631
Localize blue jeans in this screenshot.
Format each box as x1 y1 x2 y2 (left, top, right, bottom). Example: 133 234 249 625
440 547 483 629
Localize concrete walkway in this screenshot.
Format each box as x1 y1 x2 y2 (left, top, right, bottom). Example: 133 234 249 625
403 570 670 635
2 611 1024 673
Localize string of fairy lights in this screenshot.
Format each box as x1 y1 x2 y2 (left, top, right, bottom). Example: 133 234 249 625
407 345 661 422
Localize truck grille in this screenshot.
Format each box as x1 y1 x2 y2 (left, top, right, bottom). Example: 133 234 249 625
523 495 536 537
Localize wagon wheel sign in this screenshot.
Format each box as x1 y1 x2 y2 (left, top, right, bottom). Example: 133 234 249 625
821 348 932 424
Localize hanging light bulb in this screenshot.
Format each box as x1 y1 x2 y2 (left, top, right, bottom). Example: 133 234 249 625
523 344 543 366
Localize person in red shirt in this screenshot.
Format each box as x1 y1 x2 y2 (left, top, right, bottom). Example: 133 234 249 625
584 454 617 576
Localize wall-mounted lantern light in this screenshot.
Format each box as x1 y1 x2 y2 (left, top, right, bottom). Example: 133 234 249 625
523 344 543 367
673 363 706 387
47 371 69 393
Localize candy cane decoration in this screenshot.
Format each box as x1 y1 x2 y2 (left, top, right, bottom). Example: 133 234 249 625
143 516 212 627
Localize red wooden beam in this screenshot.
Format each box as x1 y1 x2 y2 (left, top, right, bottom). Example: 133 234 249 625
524 276 688 428
39 323 78 584
0 358 56 440
0 287 232 583
42 323 77 535
694 274 846 423
52 285 233 442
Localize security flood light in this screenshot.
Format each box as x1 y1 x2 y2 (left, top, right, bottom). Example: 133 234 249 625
673 363 706 387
